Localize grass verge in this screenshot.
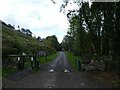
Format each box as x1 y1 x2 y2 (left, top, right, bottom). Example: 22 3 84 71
2 67 18 77
65 52 78 71
38 52 59 64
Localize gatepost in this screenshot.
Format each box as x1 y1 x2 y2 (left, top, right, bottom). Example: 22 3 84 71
31 55 39 70
17 56 22 70
78 60 81 71
21 56 25 69
44 53 47 61
31 56 34 69
35 55 40 70
33 55 37 69
36 61 39 70
22 52 26 69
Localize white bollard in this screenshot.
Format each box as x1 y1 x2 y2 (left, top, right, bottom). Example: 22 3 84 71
31 57 33 61
18 57 20 61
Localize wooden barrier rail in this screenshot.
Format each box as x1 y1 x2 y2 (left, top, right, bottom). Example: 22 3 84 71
8 54 40 70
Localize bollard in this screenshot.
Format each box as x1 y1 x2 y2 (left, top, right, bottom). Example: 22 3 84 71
33 56 37 68
31 57 34 69
78 60 81 71
45 55 47 61
18 61 22 70
36 61 39 70
22 56 25 69
17 56 22 70
20 55 24 69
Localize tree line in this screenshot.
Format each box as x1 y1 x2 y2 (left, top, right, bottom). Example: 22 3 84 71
61 1 120 72
2 20 61 52
2 21 61 57
2 21 62 66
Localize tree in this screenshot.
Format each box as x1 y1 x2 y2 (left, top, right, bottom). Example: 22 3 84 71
26 29 32 36
37 36 42 42
7 24 15 29
18 25 20 30
60 1 120 72
43 35 61 51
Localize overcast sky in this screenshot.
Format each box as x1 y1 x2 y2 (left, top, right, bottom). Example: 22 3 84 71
0 0 80 43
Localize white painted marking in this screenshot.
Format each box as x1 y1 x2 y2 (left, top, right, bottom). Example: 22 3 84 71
18 57 20 61
64 69 70 73
48 86 52 88
49 69 54 73
80 83 85 86
31 57 33 61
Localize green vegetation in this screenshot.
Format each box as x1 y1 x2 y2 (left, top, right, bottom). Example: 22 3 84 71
38 52 59 64
61 2 120 73
2 24 57 66
23 52 59 67
60 2 120 86
2 21 62 76
2 53 59 76
2 25 56 57
43 35 62 51
2 67 18 77
0 68 2 76
65 52 78 71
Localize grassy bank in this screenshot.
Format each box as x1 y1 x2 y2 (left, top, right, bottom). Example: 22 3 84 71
2 23 57 77
2 24 56 65
65 52 78 71
2 67 18 77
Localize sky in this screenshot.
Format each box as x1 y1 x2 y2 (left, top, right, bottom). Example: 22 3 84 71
0 0 80 43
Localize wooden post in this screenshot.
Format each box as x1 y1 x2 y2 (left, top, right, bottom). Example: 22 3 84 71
31 56 34 69
17 56 22 70
36 61 39 70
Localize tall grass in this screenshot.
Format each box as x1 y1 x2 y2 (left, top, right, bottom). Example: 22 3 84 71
38 52 59 64
65 52 78 71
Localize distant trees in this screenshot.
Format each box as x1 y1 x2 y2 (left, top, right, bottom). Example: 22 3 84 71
37 36 42 42
21 28 26 33
20 28 32 36
18 25 20 30
43 35 61 51
25 29 32 36
2 21 61 53
2 21 8 27
7 24 15 29
2 21 33 37
1 21 15 29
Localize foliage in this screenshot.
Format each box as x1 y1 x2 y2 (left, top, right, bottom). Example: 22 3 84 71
65 52 78 71
2 24 57 66
61 1 120 72
38 52 59 64
2 67 18 77
42 35 62 51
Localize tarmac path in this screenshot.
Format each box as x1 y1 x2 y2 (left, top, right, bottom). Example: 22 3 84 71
3 52 113 88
